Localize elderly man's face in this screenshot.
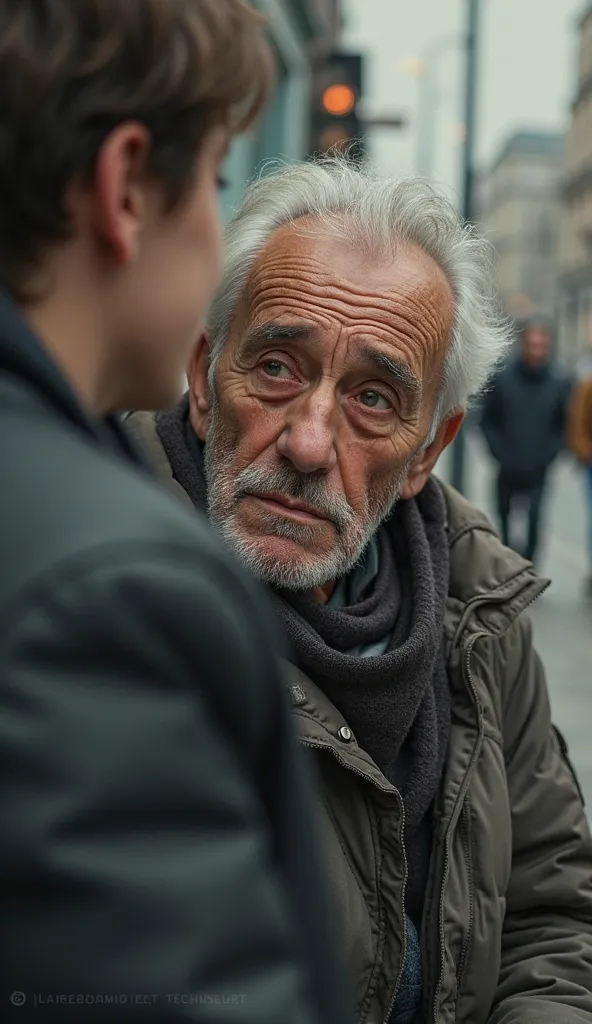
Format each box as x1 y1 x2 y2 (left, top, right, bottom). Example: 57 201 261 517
190 220 458 596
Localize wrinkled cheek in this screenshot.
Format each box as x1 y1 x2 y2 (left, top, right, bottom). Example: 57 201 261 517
209 384 242 449
222 395 282 472
340 447 404 524
367 461 407 517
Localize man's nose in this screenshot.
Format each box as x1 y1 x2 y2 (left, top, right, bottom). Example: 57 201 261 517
276 397 338 474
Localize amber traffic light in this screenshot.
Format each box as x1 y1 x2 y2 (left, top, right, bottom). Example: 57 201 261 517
321 83 356 117
310 52 365 164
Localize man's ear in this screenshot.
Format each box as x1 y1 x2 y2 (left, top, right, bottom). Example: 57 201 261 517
401 410 464 500
187 333 211 441
92 122 153 265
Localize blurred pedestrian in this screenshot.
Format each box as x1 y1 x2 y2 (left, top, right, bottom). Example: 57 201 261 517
567 373 592 595
480 319 572 565
0 3 351 1023
128 158 592 1024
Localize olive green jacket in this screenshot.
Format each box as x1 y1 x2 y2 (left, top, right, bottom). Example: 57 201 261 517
127 410 592 1024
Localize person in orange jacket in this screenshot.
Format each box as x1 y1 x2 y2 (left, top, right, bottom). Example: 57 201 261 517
567 374 592 595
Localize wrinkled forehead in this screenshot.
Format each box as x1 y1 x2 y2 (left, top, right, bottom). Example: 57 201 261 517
232 216 455 366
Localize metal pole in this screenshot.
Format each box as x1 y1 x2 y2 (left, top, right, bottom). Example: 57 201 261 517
450 0 481 494
415 66 437 178
415 37 459 180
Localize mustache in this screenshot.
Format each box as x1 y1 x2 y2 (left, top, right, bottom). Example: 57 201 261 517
234 463 356 533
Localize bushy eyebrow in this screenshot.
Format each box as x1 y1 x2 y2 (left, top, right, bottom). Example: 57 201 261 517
361 347 422 400
244 321 317 345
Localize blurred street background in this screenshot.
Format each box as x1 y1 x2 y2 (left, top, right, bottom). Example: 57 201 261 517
221 0 592 804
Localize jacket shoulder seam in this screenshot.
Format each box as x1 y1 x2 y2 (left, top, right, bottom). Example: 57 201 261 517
448 521 499 548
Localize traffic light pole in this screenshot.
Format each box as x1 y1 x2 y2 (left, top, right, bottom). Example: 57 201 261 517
450 0 481 494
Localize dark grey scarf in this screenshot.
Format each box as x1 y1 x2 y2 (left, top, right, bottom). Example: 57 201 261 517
277 487 451 820
156 398 451 926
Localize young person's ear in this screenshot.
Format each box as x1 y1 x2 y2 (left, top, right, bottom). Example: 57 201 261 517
401 411 464 500
93 122 153 265
187 333 211 440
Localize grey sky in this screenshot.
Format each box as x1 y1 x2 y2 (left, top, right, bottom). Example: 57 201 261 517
343 0 582 201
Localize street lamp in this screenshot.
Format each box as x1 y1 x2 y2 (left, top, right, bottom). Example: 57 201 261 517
417 37 460 181
399 36 460 180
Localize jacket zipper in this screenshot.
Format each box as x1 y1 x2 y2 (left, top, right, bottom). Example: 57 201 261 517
298 738 408 1024
454 801 474 995
430 580 549 1022
430 632 482 1023
381 791 408 1024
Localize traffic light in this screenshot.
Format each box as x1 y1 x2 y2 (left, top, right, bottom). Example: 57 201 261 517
310 52 365 163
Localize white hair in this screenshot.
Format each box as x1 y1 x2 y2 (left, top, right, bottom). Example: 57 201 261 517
207 155 511 430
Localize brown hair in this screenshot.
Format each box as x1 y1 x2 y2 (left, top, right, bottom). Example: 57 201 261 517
0 0 273 299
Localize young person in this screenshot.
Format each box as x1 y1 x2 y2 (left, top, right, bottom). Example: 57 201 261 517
0 3 349 1021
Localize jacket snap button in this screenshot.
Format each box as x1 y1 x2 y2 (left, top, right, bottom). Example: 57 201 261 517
338 726 352 742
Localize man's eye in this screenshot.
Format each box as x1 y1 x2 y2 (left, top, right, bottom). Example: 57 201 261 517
262 360 291 378
358 390 391 410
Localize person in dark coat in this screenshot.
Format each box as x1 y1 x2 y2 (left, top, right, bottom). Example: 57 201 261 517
0 3 350 1023
480 320 572 564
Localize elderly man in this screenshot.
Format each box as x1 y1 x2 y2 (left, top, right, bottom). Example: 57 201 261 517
127 159 592 1024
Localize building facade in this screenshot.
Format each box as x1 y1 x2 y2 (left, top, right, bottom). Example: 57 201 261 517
479 131 564 323
558 3 592 367
220 0 341 221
